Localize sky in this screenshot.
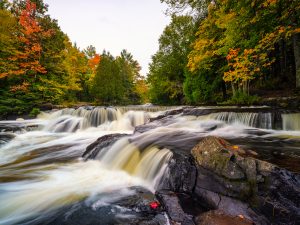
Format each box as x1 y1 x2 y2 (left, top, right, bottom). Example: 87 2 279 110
43 0 170 76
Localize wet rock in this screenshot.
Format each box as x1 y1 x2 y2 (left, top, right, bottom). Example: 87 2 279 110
158 154 197 193
28 187 165 225
0 123 25 132
194 188 268 224
149 108 185 122
82 133 128 159
191 136 300 225
156 190 195 225
39 103 54 111
195 210 254 225
0 132 16 145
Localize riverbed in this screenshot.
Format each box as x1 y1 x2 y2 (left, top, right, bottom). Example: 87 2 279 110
0 106 299 224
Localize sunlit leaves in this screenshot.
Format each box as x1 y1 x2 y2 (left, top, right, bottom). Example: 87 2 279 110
13 0 50 78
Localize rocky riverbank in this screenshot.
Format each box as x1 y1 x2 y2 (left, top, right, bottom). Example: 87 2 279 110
81 107 300 225
85 134 300 225
157 136 300 225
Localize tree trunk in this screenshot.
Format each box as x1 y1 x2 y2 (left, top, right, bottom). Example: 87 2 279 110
231 82 235 96
221 80 227 100
293 33 300 88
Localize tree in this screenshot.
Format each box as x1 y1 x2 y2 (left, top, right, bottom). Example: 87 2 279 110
147 15 197 104
91 52 117 104
0 8 19 79
84 45 96 59
117 49 142 103
187 0 300 101
10 0 50 79
161 0 211 18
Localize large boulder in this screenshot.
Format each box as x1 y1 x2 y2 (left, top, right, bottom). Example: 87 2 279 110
191 136 300 225
191 137 258 199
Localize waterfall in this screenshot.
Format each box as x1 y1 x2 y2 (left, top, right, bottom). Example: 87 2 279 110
95 138 173 188
1 106 300 224
0 108 172 225
282 113 300 131
205 112 273 129
41 107 123 127
39 107 150 132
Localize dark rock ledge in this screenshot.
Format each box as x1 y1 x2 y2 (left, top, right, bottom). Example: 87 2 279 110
157 136 300 225
82 133 300 225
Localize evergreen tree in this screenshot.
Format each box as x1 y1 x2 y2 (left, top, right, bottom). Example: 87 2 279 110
147 15 197 104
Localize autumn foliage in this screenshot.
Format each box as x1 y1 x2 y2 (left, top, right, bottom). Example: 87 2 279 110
0 0 147 117
15 0 48 76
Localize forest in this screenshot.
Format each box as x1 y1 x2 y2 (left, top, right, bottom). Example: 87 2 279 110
0 0 148 117
148 0 300 105
0 0 300 117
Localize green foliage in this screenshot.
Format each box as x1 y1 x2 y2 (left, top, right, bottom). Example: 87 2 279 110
0 0 146 117
29 108 40 117
223 91 260 106
90 50 144 105
91 52 119 104
147 15 197 105
164 0 300 104
184 70 220 104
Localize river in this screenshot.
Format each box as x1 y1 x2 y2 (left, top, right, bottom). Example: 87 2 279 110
0 106 300 224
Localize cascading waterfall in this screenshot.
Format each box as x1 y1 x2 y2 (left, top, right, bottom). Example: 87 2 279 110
1 106 300 225
203 112 273 129
40 107 123 128
0 107 173 225
97 138 173 186
39 107 150 132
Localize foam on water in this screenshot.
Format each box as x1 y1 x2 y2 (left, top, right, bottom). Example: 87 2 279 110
1 107 300 224
0 160 146 225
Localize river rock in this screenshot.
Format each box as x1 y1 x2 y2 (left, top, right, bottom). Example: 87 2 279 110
158 154 197 193
82 133 128 160
191 136 300 225
195 210 254 225
156 190 195 225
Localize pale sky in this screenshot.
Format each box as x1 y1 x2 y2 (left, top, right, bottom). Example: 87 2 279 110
43 0 170 76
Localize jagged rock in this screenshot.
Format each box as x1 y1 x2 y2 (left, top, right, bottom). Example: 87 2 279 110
195 210 254 225
191 136 300 225
0 123 25 132
157 154 197 193
156 190 195 225
194 188 268 225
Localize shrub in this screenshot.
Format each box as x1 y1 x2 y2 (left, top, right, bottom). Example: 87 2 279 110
29 108 41 117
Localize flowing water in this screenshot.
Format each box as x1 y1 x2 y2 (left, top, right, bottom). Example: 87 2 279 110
0 106 300 225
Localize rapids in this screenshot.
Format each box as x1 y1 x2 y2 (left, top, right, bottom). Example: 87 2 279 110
0 106 300 224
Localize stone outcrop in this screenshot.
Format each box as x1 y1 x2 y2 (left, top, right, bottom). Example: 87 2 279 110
158 136 300 225
81 130 300 225
190 136 300 225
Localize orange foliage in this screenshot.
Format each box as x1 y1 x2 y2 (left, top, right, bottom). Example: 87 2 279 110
224 48 258 83
12 0 49 77
10 81 30 92
88 54 101 74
